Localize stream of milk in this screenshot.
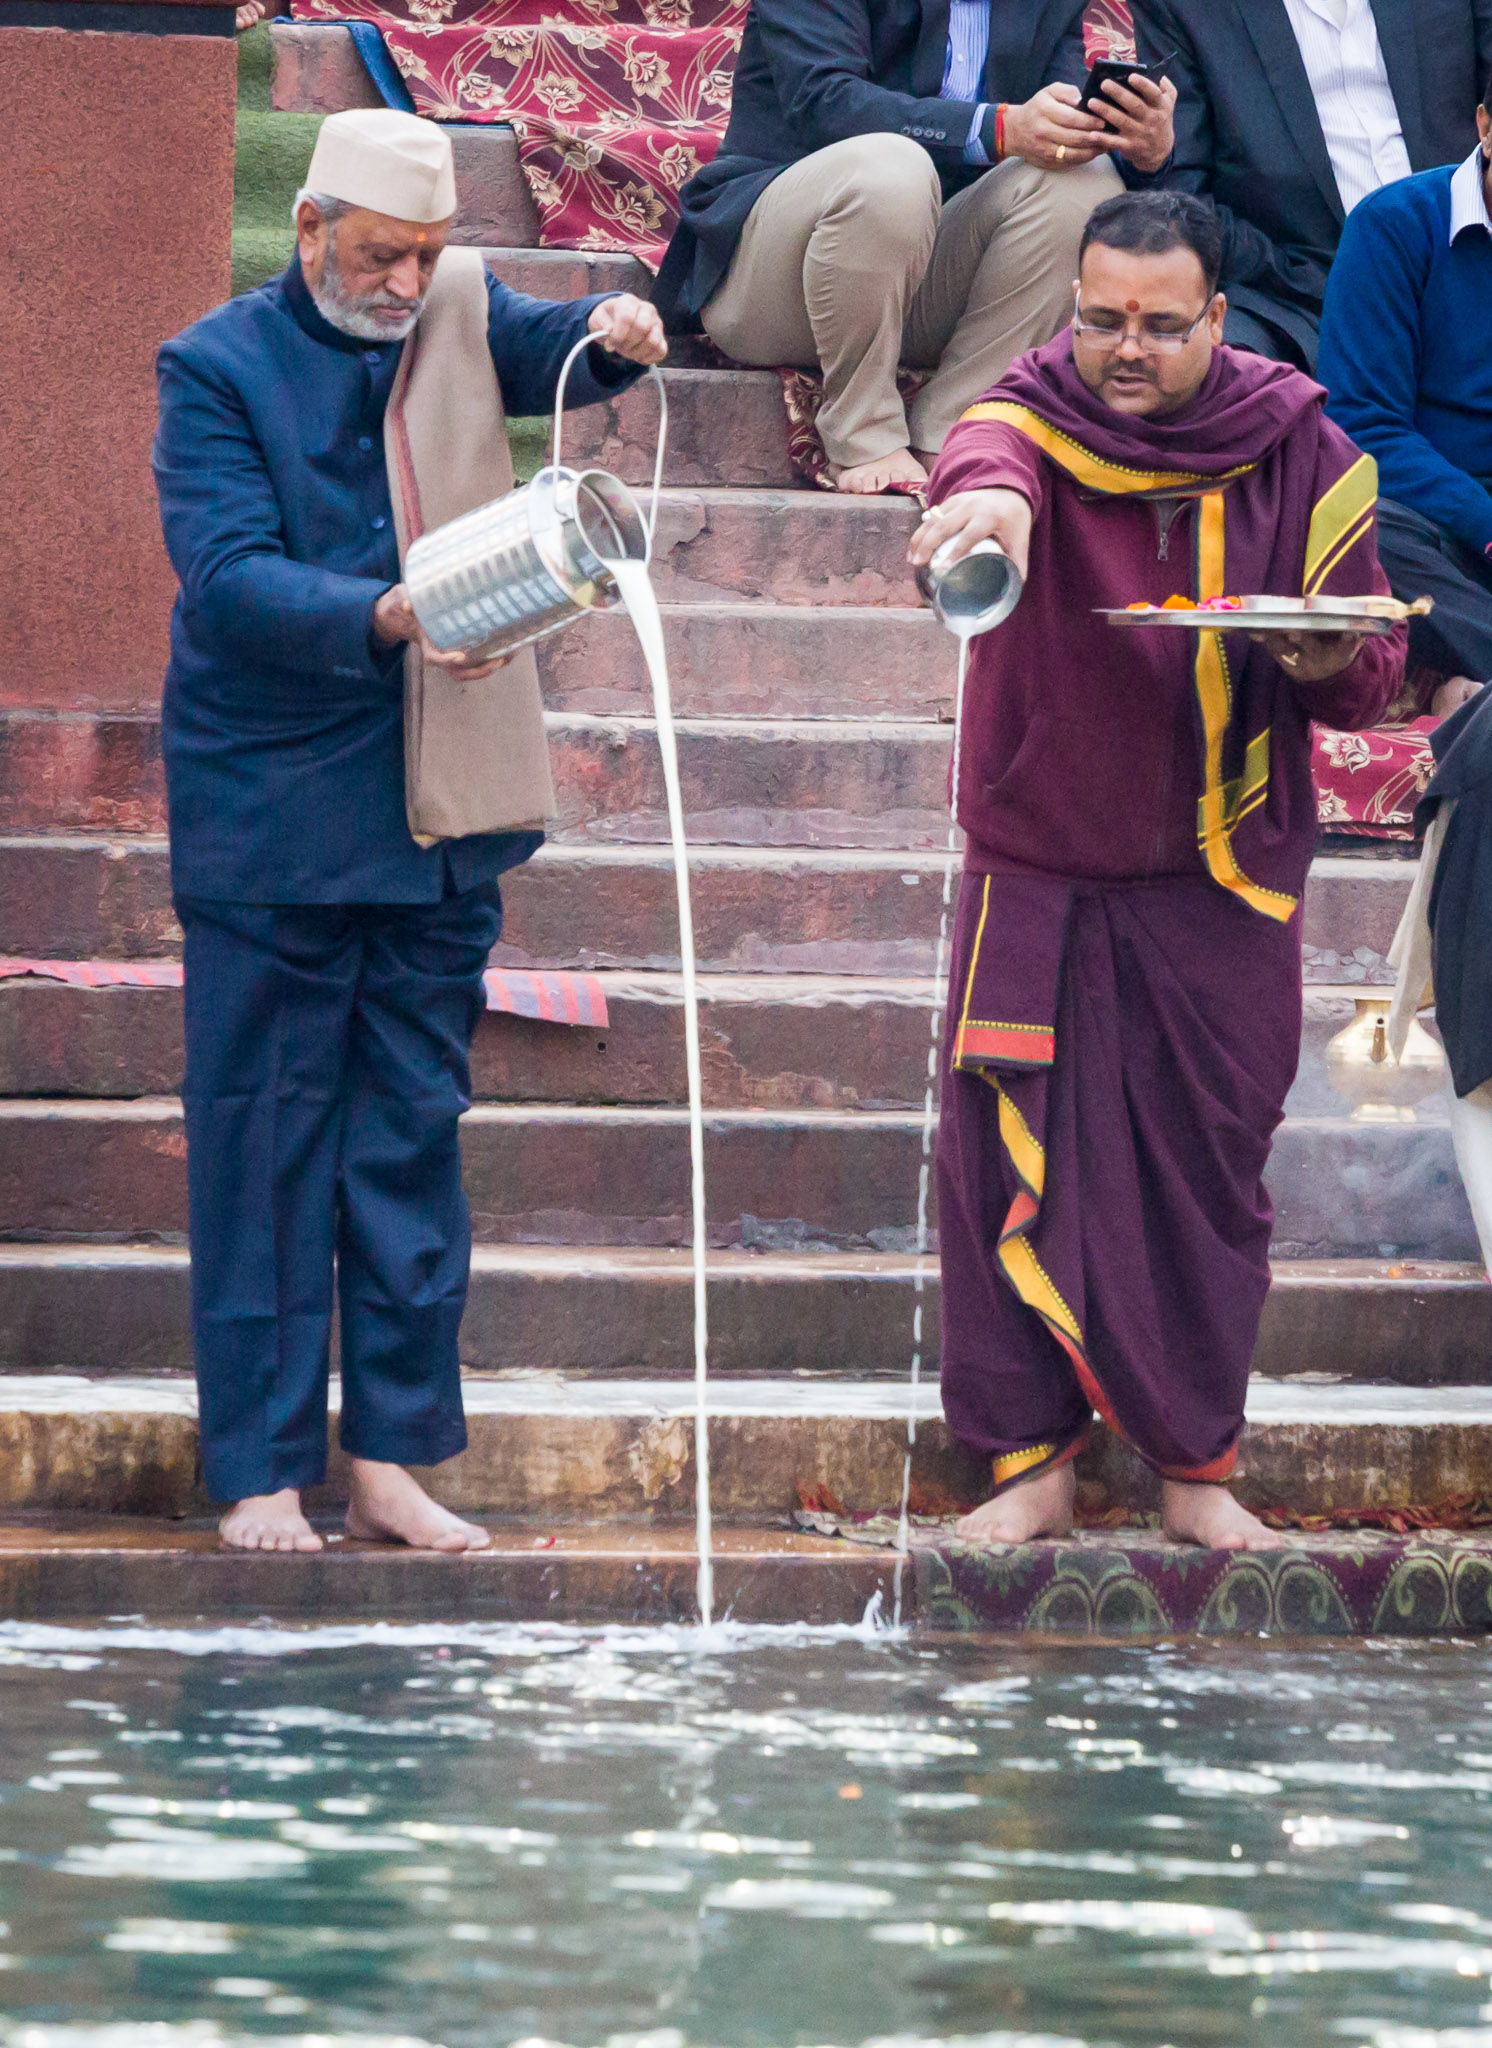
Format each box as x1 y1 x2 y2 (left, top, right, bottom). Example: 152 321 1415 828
609 557 714 1631
892 630 971 1621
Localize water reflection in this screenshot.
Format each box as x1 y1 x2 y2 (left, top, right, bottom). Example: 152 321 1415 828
0 1628 1489 2046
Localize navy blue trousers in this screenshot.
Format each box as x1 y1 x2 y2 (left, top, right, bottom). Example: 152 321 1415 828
176 885 501 1503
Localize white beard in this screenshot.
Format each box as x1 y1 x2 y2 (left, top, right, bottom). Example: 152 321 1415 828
309 239 425 342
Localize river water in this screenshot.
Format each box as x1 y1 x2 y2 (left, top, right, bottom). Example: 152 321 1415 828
0 1624 1490 2047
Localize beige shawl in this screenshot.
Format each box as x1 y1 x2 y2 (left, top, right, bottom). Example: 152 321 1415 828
1387 800 1454 1059
384 245 556 845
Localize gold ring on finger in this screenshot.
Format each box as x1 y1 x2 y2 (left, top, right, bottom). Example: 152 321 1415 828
1056 144 1067 163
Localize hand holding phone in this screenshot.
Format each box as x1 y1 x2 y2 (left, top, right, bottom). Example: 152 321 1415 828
1077 52 1177 173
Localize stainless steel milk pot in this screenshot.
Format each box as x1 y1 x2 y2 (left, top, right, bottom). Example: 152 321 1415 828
404 335 667 662
917 537 1024 637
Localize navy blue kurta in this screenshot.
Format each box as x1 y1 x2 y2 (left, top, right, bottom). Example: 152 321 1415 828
153 256 640 903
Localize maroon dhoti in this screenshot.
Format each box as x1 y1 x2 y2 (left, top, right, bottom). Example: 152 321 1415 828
936 869 1303 1492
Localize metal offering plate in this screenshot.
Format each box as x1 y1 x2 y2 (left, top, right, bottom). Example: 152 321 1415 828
1099 594 1432 636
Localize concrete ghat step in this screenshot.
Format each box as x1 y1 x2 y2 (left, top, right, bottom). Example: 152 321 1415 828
268 26 541 245
0 1516 1488 1634
0 972 945 1109
0 1244 1486 1384
481 247 651 300
0 709 957 849
0 972 1432 1119
0 840 1415 975
559 367 794 488
0 1516 897 1626
0 1374 1489 1522
0 620 950 827
0 1099 1474 1257
549 714 955 849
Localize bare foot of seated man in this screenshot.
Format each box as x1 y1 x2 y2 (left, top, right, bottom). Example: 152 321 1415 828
954 1461 1076 1543
345 1458 491 1552
1162 1481 1282 1551
220 1489 324 1553
831 448 929 497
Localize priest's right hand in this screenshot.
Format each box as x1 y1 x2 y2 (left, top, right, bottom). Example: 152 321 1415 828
908 489 1033 583
373 584 512 680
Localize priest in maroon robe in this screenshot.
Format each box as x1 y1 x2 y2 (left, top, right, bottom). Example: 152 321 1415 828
911 189 1405 1549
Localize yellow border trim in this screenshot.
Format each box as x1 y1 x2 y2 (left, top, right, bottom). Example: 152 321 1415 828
992 1441 1059 1488
958 402 1257 497
997 1232 1085 1352
1304 454 1378 594
956 874 992 1046
995 1083 1045 1202
1192 492 1299 925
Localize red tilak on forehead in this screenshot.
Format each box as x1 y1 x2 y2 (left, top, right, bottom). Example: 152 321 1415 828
1126 300 1141 312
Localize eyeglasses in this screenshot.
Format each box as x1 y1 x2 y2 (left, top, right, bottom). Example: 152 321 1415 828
1071 288 1215 355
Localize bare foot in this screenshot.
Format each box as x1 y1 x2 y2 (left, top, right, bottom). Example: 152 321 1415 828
219 1489 323 1553
832 449 929 497
954 1461 1076 1543
1162 1481 1282 1551
345 1459 491 1552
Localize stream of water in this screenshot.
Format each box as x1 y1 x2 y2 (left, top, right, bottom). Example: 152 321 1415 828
610 557 713 1631
896 631 973 1612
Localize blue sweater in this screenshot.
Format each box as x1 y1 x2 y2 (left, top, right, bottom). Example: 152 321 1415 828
1320 162 1492 561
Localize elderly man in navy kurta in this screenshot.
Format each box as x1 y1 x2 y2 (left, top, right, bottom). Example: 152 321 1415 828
153 110 665 1555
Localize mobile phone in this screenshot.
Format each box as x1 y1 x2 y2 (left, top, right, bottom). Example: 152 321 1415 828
1079 50 1176 120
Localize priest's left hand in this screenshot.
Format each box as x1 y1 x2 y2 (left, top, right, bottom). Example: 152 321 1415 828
588 295 669 366
1260 629 1367 683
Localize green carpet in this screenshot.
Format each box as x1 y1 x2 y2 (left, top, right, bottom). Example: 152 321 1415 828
230 25 548 474
232 25 322 298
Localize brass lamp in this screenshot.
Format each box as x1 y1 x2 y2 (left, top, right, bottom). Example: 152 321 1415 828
1324 994 1445 1121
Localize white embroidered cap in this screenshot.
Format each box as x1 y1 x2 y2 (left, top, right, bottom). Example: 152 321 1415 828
306 109 457 224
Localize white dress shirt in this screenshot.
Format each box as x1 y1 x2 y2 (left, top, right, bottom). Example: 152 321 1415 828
1281 0 1412 215
1449 141 1492 242
941 0 994 164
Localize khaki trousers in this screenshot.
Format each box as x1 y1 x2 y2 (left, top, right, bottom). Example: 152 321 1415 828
702 133 1122 469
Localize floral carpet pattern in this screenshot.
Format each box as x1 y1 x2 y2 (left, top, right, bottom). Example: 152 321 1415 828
915 1532 1492 1635
1314 717 1438 843
291 0 747 269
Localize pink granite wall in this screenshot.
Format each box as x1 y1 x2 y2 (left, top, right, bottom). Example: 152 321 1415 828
0 27 237 712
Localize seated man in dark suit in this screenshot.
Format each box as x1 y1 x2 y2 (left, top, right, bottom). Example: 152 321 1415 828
1133 0 1492 368
655 0 1176 496
1319 80 1492 712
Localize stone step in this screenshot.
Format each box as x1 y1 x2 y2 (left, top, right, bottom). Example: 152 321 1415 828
0 1515 1486 1633
0 838 1415 977
8 499 928 719
0 616 947 814
542 603 945 715
0 975 1413 1119
269 20 384 114
483 246 651 301
0 970 942 1108
0 1373 1488 1522
0 1515 896 1627
0 1098 1475 1257
1 708 955 848
0 1243 1484 1383
269 25 542 245
563 367 794 488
